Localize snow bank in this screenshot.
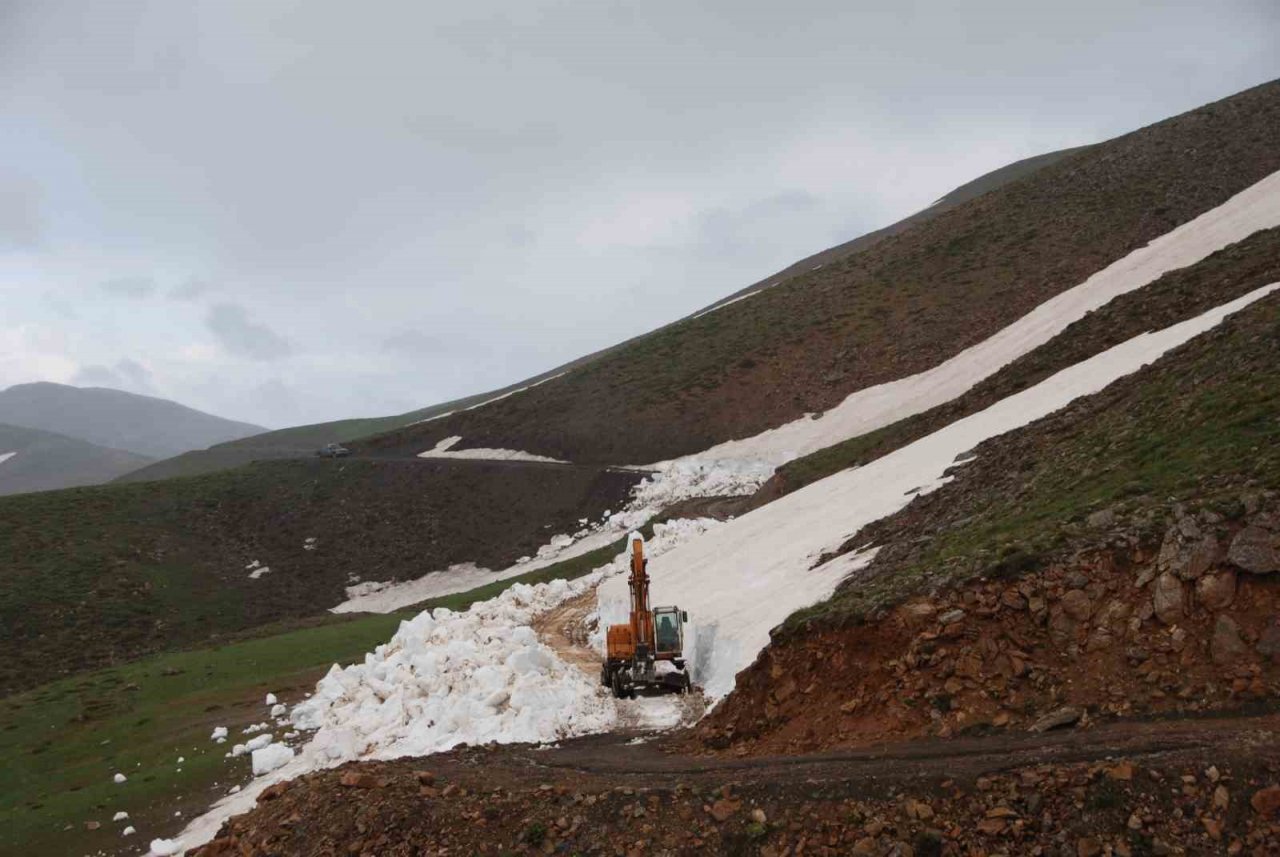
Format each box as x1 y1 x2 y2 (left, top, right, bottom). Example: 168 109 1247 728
636 169 1280 497
601 283 1280 700
691 287 767 320
0 451 16 466
251 744 294 775
417 435 568 464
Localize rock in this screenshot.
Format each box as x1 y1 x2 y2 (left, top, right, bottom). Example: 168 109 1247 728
1061 590 1093 621
900 602 937 627
1107 762 1134 781
258 782 288 802
708 799 740 823
1213 785 1230 810
85 821 101 831
1228 526 1278 574
1257 623 1280 661
1159 527 1221 580
1077 836 1103 857
415 770 437 786
1250 786 1280 816
750 808 767 824
937 609 965 625
975 817 1006 835
1029 706 1082 733
1087 509 1116 529
1152 573 1185 624
1211 615 1249 665
339 772 382 789
1195 571 1236 610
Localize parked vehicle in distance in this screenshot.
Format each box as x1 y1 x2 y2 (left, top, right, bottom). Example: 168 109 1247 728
316 442 351 458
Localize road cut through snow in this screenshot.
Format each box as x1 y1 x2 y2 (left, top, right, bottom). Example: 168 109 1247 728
599 282 1280 701
166 518 717 855
635 168 1280 498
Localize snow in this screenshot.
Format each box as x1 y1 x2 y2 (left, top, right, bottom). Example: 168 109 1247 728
149 838 182 856
410 371 568 426
114 811 129 821
172 520 714 854
113 773 127 784
122 826 136 836
332 522 631 615
264 693 277 705
636 168 1280 497
691 288 765 320
210 726 227 743
417 435 568 464
251 743 294 776
0 451 15 466
600 283 1280 700
247 566 271 580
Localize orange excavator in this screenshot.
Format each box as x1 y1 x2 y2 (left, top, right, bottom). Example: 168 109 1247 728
600 535 692 698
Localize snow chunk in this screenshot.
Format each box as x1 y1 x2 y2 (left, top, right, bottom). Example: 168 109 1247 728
113 811 129 821
149 838 182 856
210 726 228 742
113 773 127 784
252 743 295 776
122 825 136 836
248 565 271 580
418 435 568 464
264 693 278 706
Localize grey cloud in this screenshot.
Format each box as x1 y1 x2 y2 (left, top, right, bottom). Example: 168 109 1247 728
206 303 292 361
72 358 154 392
170 278 211 301
0 177 40 250
100 276 157 298
382 330 452 355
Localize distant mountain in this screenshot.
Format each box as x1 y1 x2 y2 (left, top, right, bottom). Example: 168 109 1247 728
0 423 153 496
0 382 266 460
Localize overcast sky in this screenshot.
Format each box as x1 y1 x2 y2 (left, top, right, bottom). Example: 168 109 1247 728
1 1 1276 428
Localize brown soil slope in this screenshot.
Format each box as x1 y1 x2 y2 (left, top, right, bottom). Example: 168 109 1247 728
362 79 1280 465
194 717 1280 856
0 459 639 694
695 290 1280 757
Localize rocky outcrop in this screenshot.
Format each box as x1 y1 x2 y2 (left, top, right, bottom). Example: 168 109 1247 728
1230 525 1279 574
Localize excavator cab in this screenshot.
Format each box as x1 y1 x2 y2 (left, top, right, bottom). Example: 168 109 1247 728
652 606 687 658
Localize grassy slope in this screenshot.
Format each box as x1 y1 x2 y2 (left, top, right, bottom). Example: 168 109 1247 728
785 288 1280 632
0 457 639 694
0 532 632 857
762 227 1280 502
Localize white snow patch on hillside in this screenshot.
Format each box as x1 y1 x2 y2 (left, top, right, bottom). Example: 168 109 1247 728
637 169 1280 498
410 372 567 426
600 283 1280 700
691 288 766 320
418 435 568 464
0 451 15 465
172 519 714 854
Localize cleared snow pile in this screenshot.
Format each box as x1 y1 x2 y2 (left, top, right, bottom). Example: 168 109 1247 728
293 576 617 762
252 743 294 775
418 435 567 464
601 284 1280 700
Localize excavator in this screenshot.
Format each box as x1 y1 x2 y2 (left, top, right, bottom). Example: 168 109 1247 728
600 535 692 699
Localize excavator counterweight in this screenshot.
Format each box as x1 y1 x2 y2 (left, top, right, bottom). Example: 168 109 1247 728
600 535 691 698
